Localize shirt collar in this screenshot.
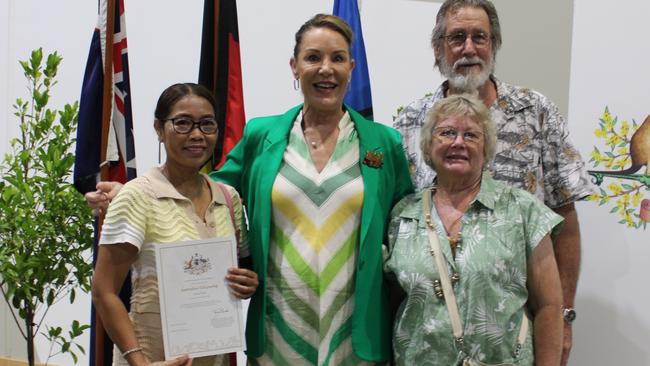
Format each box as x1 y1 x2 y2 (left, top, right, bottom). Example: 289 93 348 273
472 169 497 210
144 167 226 205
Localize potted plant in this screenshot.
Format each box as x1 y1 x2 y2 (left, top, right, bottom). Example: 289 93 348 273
0 48 94 365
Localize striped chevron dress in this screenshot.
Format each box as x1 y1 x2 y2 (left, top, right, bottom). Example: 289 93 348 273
252 112 373 366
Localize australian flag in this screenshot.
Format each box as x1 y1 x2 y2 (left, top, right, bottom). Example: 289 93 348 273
74 1 136 365
74 0 136 194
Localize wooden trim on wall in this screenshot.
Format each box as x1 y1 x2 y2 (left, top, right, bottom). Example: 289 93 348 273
0 357 55 366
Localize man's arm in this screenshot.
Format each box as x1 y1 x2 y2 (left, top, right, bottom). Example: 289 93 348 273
551 202 581 366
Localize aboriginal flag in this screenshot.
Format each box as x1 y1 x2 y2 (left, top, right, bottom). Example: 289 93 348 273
199 0 246 169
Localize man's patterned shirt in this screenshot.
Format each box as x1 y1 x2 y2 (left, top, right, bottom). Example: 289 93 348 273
393 76 595 208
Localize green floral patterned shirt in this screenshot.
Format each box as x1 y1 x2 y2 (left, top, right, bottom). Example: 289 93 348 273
384 171 563 366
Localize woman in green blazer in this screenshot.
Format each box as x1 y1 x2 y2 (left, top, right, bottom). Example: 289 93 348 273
207 14 413 364
212 102 412 363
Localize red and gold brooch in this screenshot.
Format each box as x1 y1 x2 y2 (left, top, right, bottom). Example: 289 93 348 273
362 150 384 168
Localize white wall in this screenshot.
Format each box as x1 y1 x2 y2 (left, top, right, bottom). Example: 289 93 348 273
3 0 645 365
568 0 650 364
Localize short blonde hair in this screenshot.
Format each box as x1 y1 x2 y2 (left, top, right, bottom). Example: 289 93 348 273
420 94 497 170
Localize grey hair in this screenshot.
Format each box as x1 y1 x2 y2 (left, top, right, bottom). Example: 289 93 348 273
420 94 497 170
431 0 502 67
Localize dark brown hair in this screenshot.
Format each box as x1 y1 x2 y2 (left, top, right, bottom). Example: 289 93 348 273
293 14 354 58
154 83 217 120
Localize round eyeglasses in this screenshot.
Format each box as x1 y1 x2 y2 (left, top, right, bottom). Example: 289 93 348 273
163 117 219 134
433 127 484 144
442 31 491 49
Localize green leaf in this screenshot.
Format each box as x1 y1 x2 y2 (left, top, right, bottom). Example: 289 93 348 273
19 60 31 75
46 289 55 306
30 48 43 71
48 326 62 337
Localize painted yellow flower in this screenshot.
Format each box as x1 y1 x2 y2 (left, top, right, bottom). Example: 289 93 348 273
624 212 634 227
588 193 600 202
620 120 630 136
606 135 621 146
608 182 622 195
604 158 614 169
632 192 643 207
616 198 625 211
616 147 629 156
595 128 608 139
602 110 613 124
590 149 602 162
614 158 630 168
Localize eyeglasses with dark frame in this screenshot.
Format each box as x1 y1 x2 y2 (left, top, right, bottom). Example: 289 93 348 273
163 117 219 134
433 126 484 144
442 31 491 49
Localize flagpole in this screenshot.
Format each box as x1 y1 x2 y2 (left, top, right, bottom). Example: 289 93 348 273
212 0 221 90
96 0 116 364
100 0 115 182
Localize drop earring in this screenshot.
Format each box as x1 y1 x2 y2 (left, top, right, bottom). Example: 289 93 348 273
293 78 300 90
158 142 162 164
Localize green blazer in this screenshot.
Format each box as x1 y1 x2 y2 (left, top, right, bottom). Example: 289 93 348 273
209 104 413 361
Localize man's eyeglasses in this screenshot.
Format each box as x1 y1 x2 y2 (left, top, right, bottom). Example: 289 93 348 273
433 127 484 144
163 117 219 134
442 31 491 49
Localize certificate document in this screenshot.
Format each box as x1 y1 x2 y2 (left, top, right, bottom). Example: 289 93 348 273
155 236 244 360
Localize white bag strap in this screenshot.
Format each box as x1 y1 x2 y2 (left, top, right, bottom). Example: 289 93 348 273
422 190 464 344
422 190 529 356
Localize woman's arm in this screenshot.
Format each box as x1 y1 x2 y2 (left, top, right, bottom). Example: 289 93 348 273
527 234 563 366
91 243 149 365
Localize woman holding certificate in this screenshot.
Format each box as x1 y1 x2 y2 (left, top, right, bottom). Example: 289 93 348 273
88 14 413 365
92 83 259 366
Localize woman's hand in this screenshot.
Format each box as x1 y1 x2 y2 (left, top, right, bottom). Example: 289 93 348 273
226 267 259 299
85 181 123 216
149 354 193 366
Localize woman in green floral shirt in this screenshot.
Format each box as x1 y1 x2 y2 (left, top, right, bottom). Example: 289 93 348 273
385 95 563 365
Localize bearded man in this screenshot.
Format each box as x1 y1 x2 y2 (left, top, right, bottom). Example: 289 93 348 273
392 1 595 365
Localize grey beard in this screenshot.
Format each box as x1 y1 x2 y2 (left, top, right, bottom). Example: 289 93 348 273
439 56 494 94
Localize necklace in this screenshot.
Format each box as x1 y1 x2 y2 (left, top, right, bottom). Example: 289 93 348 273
431 186 466 257
301 113 339 150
